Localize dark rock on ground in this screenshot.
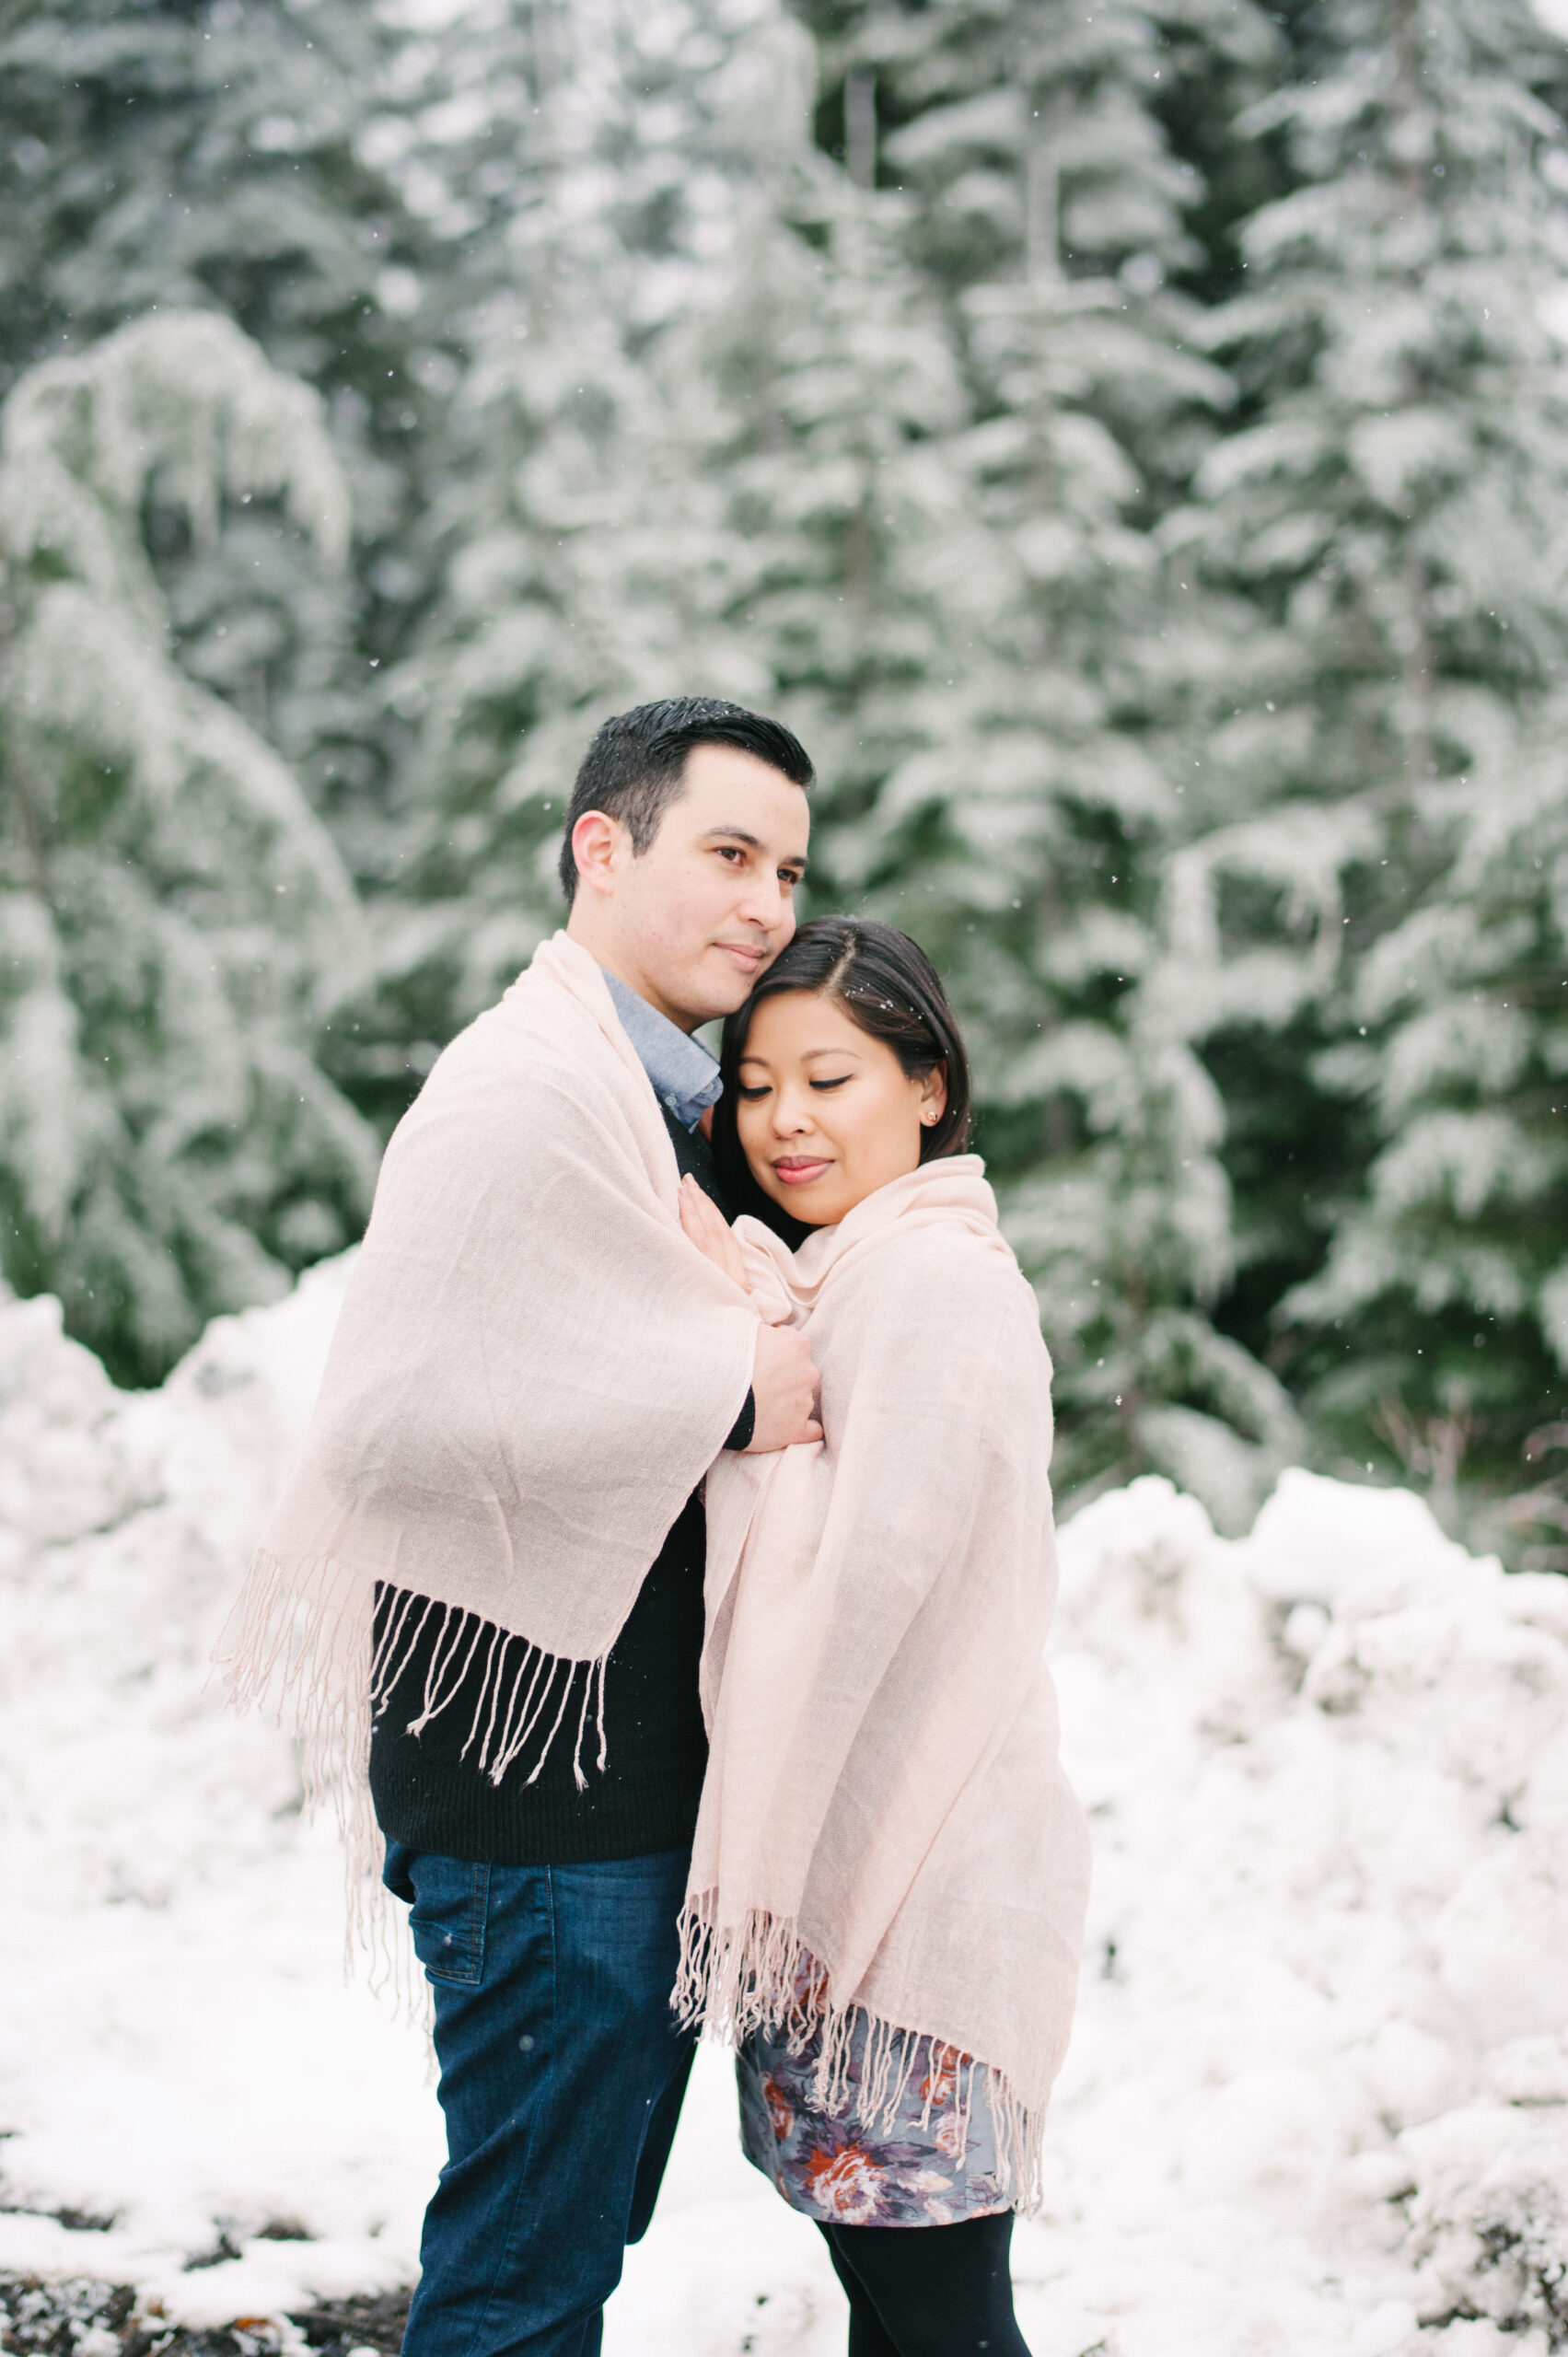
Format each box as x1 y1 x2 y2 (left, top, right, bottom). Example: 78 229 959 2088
0 2278 411 2357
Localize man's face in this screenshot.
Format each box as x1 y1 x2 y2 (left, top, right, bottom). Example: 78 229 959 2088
575 744 810 1029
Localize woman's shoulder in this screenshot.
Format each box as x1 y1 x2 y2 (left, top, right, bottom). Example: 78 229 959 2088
845 1203 1039 1329
825 1217 1051 1423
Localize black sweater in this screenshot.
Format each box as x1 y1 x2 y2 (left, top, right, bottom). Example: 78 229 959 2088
367 1110 749 1865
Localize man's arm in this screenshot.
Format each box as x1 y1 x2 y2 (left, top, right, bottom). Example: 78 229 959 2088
723 1390 756 1450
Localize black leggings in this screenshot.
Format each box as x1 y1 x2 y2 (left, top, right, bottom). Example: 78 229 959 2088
818 2211 1032 2357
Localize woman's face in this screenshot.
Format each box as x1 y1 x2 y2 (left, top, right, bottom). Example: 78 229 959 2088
735 990 947 1226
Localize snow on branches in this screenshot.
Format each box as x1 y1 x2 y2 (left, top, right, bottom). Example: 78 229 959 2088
0 311 375 1384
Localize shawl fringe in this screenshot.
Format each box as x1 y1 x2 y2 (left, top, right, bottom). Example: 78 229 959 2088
215 1547 610 1990
673 1895 1050 2213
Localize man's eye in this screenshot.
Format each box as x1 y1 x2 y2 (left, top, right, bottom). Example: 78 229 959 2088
715 846 743 863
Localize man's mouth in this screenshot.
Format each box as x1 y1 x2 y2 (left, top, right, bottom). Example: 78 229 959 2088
714 939 765 972
772 1156 832 1187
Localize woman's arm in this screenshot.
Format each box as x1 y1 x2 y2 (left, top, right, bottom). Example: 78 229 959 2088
679 1178 821 1447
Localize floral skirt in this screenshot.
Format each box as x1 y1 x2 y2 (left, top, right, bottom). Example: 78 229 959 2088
735 1995 1008 2229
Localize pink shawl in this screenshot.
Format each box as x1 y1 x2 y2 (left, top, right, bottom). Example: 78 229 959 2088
217 933 758 1882
675 1158 1090 2207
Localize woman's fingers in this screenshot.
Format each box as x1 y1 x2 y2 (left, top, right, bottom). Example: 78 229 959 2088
679 1173 724 1250
679 1175 749 1288
678 1173 710 1246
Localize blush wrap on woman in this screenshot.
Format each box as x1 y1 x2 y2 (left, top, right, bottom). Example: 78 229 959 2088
675 1157 1090 2208
216 933 758 1894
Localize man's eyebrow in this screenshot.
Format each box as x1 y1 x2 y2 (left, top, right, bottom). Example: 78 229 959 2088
701 825 808 870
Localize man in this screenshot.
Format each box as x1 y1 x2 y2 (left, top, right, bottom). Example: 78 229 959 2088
360 698 819 2355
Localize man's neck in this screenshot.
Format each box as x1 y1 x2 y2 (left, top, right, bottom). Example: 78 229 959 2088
566 915 696 1034
598 967 723 1136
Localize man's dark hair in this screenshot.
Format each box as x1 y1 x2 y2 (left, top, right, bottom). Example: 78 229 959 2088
557 696 814 902
712 917 974 1237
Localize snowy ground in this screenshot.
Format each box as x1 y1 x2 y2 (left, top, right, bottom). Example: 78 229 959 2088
2 1262 1565 2357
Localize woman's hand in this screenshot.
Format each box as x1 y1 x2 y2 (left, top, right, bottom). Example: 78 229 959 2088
679 1174 749 1292
683 1178 822 1445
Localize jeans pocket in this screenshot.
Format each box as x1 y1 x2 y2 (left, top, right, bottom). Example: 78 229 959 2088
408 1854 490 1986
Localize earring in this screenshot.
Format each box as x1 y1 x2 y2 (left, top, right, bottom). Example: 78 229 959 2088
922 1110 937 1125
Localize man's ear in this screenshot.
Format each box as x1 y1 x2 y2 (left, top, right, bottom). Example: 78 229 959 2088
570 809 628 898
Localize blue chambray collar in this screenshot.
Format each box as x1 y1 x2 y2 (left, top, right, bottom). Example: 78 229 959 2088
600 968 723 1133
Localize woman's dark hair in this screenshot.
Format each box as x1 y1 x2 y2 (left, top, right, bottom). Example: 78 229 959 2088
712 918 973 1237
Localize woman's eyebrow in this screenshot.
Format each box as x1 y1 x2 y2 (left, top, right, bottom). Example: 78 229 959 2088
738 1045 859 1069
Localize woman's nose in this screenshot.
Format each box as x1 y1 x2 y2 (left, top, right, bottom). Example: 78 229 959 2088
772 1085 811 1134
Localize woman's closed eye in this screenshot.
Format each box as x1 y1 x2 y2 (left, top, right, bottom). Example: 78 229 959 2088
737 1074 851 1100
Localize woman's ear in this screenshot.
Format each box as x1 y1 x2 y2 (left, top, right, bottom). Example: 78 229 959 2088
917 1064 947 1128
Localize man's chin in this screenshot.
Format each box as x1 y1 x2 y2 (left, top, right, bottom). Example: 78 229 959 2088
688 954 768 1021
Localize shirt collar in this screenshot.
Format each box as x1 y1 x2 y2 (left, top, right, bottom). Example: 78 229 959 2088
600 969 723 1133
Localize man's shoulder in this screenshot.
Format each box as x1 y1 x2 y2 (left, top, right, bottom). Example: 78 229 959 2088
384 991 653 1183
420 984 624 1106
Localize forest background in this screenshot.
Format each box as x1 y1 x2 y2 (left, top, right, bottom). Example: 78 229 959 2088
1 0 1566 1562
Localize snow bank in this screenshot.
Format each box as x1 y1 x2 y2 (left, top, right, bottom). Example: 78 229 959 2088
1038 1474 1568 2357
1 1272 1564 2356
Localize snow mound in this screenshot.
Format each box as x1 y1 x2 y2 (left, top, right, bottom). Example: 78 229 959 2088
1048 1469 1568 2355
2 1275 1565 2356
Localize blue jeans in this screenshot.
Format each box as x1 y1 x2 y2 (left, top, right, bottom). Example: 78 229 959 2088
384 1842 696 2357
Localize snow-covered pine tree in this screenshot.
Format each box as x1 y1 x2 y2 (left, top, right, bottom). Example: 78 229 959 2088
1297 738 1568 1560
658 24 993 888
772 0 1300 1519
0 312 378 1384
796 0 1275 502
1175 0 1568 1536
0 0 453 868
366 0 789 1059
0 0 401 387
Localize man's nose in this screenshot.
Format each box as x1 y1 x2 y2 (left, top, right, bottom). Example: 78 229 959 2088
736 869 786 933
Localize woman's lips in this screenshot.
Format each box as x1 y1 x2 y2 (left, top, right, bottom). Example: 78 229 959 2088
772 1156 832 1186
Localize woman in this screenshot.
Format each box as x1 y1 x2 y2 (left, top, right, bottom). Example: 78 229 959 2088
674 918 1090 2357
